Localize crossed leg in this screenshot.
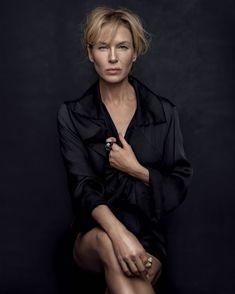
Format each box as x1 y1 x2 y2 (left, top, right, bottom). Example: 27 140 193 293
73 227 162 294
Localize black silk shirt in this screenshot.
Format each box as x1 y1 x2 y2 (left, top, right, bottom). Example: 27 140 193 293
57 75 193 265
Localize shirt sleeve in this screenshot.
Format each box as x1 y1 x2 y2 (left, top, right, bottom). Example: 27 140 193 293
57 103 107 230
147 106 193 221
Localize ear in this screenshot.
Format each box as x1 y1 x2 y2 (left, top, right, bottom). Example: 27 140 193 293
132 52 137 62
87 45 94 63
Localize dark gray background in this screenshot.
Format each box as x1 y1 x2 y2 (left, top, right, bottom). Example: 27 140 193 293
1 0 235 293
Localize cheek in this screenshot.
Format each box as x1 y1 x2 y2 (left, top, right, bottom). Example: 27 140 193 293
92 54 106 67
121 53 135 66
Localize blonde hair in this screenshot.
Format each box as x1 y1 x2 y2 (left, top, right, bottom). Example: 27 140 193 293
82 6 151 57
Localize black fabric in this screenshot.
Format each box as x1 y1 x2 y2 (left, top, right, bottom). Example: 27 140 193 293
57 75 193 266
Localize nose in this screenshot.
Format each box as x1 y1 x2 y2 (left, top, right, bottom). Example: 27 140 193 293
108 47 118 63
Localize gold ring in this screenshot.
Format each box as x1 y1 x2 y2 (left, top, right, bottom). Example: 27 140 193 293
145 256 153 269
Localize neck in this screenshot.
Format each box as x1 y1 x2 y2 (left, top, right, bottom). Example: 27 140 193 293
99 76 134 105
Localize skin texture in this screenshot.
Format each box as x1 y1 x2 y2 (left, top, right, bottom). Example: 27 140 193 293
73 23 162 293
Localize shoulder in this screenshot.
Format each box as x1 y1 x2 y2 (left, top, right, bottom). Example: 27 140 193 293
157 94 177 121
131 75 177 121
57 80 98 121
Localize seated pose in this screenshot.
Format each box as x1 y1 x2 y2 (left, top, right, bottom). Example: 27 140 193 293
57 6 193 294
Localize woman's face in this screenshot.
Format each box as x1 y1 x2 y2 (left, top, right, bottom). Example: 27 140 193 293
88 24 137 84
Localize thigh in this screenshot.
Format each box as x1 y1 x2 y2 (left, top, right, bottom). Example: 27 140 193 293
73 227 105 274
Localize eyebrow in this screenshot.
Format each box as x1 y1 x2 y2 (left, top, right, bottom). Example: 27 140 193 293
96 41 131 45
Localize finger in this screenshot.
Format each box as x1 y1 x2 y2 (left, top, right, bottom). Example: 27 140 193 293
118 259 133 277
142 254 153 272
140 252 148 264
134 256 146 274
105 142 113 152
125 258 140 276
118 133 129 148
111 143 121 152
143 254 162 284
140 253 150 270
105 137 117 143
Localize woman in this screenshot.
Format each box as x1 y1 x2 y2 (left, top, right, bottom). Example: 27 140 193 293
57 6 193 294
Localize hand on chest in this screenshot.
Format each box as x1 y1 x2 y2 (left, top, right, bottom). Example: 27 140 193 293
69 76 169 174
86 122 166 175
101 101 166 168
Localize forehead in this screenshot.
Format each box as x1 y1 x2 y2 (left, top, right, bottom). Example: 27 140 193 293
96 24 133 43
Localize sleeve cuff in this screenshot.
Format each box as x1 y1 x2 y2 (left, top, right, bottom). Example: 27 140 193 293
87 198 108 215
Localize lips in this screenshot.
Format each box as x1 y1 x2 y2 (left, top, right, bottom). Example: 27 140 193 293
106 68 121 74
106 68 121 71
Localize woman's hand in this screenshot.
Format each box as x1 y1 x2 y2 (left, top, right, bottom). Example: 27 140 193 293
106 134 150 185
108 226 149 277
106 133 140 175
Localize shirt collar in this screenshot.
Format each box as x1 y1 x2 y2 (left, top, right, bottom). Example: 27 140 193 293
71 75 166 126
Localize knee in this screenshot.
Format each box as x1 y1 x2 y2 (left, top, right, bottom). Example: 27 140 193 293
96 229 113 252
72 233 83 266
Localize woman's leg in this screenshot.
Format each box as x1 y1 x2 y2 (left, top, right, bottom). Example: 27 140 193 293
130 255 162 293
72 229 104 274
73 227 161 294
103 253 162 294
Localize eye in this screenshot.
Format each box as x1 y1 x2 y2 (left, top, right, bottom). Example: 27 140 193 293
118 45 128 49
98 46 108 50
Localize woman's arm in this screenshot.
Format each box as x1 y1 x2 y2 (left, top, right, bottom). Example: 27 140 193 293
57 103 108 218
107 133 149 180
128 163 150 186
108 106 193 220
107 134 150 185
57 103 148 275
91 204 148 276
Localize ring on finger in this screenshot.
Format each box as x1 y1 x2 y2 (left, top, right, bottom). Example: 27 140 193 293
105 141 113 151
144 256 153 269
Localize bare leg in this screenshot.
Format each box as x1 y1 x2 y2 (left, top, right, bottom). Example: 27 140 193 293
73 228 162 294
73 229 103 274
103 252 162 294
